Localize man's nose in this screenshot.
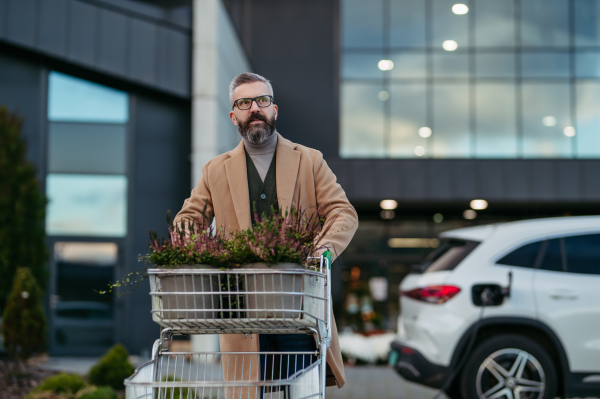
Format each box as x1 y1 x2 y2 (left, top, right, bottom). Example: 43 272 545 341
250 100 262 112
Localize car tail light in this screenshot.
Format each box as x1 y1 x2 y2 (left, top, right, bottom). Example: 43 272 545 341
400 285 461 304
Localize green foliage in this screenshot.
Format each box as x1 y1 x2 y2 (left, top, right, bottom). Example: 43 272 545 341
0 106 48 310
27 373 87 397
26 392 72 399
75 386 118 399
88 344 135 390
156 375 195 399
2 267 47 359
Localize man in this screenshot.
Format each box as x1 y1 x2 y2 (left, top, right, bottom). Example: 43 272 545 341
174 72 358 393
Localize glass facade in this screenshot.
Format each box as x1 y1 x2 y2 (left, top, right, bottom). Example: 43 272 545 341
46 72 129 237
340 0 600 159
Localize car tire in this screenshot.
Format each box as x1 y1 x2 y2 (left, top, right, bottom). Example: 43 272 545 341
460 334 557 399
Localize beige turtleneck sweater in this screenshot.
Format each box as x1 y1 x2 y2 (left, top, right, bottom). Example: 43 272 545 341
243 133 278 182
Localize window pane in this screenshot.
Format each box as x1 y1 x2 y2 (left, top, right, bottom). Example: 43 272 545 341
340 83 385 157
432 0 469 49
521 52 570 78
433 53 469 78
539 239 564 272
432 84 470 157
389 52 427 79
521 0 569 47
46 174 127 237
564 234 600 274
48 72 128 123
390 0 426 47
474 0 516 47
341 52 385 79
389 84 427 157
574 0 600 46
576 51 600 77
575 82 600 158
476 83 517 158
497 241 542 268
48 122 126 174
522 83 572 157
475 53 516 78
341 0 383 48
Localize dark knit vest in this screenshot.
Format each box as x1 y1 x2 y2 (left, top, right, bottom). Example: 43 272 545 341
246 149 278 224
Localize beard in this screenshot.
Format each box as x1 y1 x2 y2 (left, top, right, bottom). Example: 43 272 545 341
237 112 276 145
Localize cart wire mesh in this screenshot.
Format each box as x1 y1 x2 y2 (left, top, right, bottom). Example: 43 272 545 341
125 350 322 399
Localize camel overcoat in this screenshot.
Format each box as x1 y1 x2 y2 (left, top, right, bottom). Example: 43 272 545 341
174 133 358 391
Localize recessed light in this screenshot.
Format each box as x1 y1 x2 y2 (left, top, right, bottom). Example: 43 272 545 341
452 4 469 15
470 199 488 210
378 60 394 71
380 199 398 210
443 40 458 51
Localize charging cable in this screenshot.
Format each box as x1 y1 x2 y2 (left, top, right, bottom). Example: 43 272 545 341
431 288 492 399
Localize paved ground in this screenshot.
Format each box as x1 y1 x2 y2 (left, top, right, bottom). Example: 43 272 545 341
326 366 445 399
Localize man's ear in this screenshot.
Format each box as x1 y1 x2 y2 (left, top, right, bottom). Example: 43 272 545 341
273 104 278 120
229 111 238 126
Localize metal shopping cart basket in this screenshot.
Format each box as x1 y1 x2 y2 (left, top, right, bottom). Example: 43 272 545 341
125 256 332 399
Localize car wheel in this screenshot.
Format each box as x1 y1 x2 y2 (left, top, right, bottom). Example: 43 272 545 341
460 334 557 399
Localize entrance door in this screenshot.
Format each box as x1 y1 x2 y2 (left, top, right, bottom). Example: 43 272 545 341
50 241 117 356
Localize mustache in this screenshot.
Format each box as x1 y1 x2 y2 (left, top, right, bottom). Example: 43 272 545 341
246 113 272 126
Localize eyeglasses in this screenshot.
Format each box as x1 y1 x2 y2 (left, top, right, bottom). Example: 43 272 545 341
232 95 273 110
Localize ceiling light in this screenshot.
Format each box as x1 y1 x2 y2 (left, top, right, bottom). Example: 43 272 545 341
463 209 477 220
378 60 394 71
414 146 425 156
470 199 488 210
378 91 389 101
542 116 557 127
388 238 440 248
442 40 458 51
563 126 576 137
433 213 443 223
452 4 469 14
380 199 398 210
418 127 432 138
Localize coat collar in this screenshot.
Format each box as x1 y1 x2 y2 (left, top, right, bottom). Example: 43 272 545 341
224 132 300 230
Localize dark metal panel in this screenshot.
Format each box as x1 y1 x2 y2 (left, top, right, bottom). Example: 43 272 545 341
0 52 43 170
502 161 528 200
402 160 426 200
128 18 157 85
156 26 189 96
556 161 581 200
98 8 127 75
350 160 376 200
453 160 477 200
374 160 402 199
68 1 97 65
38 0 68 56
530 160 556 200
6 0 37 47
0 0 8 38
582 161 600 200
427 161 452 200
479 161 503 200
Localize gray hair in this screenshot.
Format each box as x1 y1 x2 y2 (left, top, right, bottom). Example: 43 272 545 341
229 73 274 104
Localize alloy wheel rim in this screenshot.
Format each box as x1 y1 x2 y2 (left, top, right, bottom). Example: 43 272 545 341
476 348 546 399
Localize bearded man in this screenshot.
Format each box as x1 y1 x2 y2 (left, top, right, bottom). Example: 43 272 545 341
174 72 358 393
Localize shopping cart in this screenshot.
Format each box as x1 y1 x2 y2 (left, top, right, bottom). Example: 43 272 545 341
125 256 332 399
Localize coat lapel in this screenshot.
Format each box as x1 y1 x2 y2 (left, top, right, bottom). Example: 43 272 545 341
275 133 301 212
224 141 252 230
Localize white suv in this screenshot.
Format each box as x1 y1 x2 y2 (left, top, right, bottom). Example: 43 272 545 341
390 216 600 399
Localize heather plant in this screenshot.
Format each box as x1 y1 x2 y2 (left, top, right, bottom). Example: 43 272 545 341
101 204 338 295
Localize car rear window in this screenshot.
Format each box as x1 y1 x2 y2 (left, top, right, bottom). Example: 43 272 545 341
497 240 543 268
413 238 480 274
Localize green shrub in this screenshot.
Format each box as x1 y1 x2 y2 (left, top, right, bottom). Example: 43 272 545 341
88 344 135 390
26 392 72 399
0 106 48 310
27 373 87 397
75 386 118 399
2 267 47 359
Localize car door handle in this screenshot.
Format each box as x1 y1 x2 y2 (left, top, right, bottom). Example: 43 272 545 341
549 291 578 300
